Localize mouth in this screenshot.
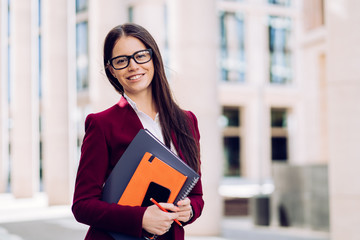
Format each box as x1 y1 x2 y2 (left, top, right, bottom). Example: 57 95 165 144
127 74 144 81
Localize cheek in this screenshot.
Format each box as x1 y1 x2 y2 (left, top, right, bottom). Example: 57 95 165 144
148 63 155 80
149 69 154 80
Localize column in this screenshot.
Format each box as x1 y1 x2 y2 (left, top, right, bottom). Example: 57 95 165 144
168 0 222 235
88 0 127 112
0 0 9 193
42 0 77 205
246 7 271 181
327 0 360 239
10 0 39 197
130 0 167 51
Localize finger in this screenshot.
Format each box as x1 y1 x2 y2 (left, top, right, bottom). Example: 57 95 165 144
158 202 180 212
177 202 191 213
156 208 179 222
177 198 190 206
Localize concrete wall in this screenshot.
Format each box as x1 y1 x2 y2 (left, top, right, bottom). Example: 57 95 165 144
271 163 329 231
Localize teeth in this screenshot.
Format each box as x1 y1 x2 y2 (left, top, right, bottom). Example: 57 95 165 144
129 74 142 80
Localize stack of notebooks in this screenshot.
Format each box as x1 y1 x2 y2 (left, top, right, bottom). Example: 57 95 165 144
101 129 200 240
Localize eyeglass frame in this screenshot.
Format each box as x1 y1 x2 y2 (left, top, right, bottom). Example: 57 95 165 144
107 49 153 70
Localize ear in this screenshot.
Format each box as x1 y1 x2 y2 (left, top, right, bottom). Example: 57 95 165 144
108 66 117 79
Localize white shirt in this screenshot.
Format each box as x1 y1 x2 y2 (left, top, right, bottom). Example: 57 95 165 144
123 94 177 153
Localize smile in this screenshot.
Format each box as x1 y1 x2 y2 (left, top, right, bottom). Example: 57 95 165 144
128 74 144 80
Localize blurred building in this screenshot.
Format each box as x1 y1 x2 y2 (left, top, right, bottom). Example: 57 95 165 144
1 0 360 239
218 0 329 232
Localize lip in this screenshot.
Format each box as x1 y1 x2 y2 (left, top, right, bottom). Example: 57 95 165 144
127 73 145 81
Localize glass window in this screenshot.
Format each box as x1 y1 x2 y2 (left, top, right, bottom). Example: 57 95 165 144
224 137 241 176
271 137 287 161
219 11 246 83
7 45 11 103
76 0 88 13
38 35 42 97
268 0 291 7
268 16 292 84
271 108 287 127
7 0 11 38
223 107 240 127
128 6 134 23
271 108 288 161
76 22 89 91
38 0 41 26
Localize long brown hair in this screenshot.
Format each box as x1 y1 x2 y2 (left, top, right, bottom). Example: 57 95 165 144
103 23 200 173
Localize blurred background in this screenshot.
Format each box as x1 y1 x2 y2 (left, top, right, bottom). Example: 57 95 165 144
0 0 359 239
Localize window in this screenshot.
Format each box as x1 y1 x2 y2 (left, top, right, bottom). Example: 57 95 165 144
38 0 42 98
37 0 43 191
268 16 292 84
222 107 242 176
268 0 291 7
76 22 89 91
224 137 240 176
271 108 287 127
7 0 11 103
76 0 89 92
76 0 88 13
128 6 134 22
271 137 287 160
223 107 240 127
219 11 246 83
271 108 288 162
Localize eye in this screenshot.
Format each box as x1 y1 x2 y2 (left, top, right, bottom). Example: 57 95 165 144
114 57 127 65
135 51 150 61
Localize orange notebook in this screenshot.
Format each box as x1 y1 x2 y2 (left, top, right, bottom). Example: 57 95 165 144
118 152 188 206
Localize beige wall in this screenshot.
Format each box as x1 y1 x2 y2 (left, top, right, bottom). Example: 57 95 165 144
10 0 40 198
42 0 77 205
327 0 360 239
0 0 9 193
87 0 126 112
168 0 223 235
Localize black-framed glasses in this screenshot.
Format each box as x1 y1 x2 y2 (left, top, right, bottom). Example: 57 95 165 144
108 49 153 70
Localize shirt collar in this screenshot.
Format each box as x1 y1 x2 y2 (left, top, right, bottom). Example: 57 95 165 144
122 93 139 112
120 93 160 122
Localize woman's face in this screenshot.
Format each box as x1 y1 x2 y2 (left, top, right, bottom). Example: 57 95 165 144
109 36 154 98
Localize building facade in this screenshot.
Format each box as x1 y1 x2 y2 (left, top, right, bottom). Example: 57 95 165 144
1 0 360 239
0 0 222 236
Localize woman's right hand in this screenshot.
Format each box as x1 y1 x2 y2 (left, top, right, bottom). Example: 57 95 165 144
142 203 179 235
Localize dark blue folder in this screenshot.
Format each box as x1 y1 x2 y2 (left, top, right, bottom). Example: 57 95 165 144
101 129 199 240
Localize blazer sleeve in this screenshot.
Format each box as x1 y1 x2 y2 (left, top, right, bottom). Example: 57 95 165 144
182 111 204 226
72 114 146 237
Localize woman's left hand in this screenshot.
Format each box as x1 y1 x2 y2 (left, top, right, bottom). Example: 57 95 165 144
175 197 193 223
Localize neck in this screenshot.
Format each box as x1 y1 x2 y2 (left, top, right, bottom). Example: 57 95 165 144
125 91 158 120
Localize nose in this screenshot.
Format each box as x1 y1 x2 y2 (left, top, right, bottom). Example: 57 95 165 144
127 58 139 71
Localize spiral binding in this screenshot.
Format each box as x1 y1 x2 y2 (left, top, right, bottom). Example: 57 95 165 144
178 176 199 201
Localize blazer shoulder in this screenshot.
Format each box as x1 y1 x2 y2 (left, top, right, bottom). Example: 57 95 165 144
84 104 125 129
86 103 129 121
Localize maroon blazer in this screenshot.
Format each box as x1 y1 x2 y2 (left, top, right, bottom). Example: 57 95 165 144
72 97 204 240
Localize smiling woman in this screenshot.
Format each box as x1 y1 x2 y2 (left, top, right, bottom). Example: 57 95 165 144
71 23 204 240
107 36 155 102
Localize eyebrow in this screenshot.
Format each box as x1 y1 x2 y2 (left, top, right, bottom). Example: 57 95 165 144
112 49 148 58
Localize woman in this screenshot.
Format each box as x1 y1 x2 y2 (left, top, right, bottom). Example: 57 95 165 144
72 23 204 240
